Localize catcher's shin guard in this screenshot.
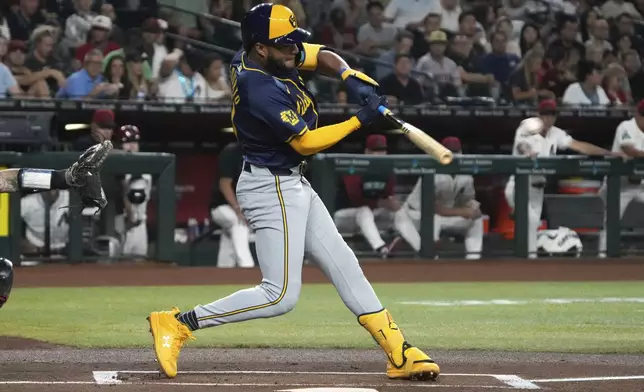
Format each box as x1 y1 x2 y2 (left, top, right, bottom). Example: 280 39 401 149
358 309 439 381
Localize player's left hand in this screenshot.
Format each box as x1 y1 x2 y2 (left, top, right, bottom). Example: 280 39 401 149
340 67 379 104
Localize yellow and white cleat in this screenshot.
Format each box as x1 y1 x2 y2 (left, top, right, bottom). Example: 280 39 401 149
147 307 195 378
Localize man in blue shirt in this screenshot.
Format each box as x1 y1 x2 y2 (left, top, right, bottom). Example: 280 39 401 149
476 31 520 88
0 63 23 98
56 49 119 99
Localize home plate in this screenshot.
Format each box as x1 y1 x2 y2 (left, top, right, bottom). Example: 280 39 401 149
277 389 378 392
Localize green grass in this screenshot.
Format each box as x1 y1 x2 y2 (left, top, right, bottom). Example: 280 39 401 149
2 282 644 353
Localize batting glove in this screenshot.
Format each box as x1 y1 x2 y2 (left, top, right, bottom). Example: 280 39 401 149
356 94 388 126
340 67 379 104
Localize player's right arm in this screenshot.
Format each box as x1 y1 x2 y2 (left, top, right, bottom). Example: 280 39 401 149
514 122 540 157
249 79 386 156
616 121 644 157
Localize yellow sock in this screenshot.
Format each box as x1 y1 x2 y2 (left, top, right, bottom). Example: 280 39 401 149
358 309 408 367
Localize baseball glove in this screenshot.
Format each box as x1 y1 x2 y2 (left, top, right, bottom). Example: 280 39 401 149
65 141 112 211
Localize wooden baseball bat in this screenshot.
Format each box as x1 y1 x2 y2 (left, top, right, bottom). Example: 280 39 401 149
378 106 453 165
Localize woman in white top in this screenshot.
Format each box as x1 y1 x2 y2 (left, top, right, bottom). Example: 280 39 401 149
562 61 610 105
202 55 231 102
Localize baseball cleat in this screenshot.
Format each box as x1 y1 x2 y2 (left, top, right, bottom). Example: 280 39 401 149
147 307 195 378
386 344 440 381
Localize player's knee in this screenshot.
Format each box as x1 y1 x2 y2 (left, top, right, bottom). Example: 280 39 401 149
355 206 374 220
261 281 301 315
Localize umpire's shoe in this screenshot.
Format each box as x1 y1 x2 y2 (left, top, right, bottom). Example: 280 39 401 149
147 307 195 378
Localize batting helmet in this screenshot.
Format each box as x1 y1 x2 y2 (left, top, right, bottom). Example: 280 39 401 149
241 3 311 51
0 258 14 309
115 125 141 144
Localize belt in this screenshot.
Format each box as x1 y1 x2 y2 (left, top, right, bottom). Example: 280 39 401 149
243 162 307 176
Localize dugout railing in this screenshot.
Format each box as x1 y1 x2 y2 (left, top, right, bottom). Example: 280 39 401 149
0 152 176 266
309 153 644 259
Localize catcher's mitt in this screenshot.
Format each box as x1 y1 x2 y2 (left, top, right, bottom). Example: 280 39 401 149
65 141 112 211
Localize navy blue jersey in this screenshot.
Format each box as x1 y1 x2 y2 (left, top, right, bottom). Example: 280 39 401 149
229 47 319 169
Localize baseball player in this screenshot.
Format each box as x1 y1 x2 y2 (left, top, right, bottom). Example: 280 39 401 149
21 190 71 254
148 3 440 382
333 134 413 258
396 137 484 259
505 100 614 258
598 100 644 257
0 258 12 309
210 141 255 268
113 125 152 257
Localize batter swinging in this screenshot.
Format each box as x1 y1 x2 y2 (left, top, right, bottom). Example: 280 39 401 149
148 3 440 382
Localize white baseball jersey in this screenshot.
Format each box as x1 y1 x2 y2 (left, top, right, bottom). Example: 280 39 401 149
21 191 70 250
610 118 644 185
406 174 476 212
510 117 573 183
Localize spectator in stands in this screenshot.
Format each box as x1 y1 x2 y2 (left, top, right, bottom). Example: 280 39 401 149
24 30 66 95
127 51 155 100
547 16 585 61
201 0 243 51
336 88 349 104
103 55 131 100
210 141 255 268
449 34 496 97
540 48 576 98
623 49 644 101
0 10 10 40
614 13 644 53
99 2 124 46
21 190 70 256
602 63 631 105
63 0 96 51
202 54 231 102
428 0 462 33
139 18 168 79
601 0 643 20
6 0 46 41
585 17 613 52
477 31 520 88
0 56 21 97
415 30 462 98
375 30 414 80
5 40 45 97
0 35 6 63
356 1 398 58
580 7 600 43
379 53 424 105
317 7 358 50
615 33 634 55
519 23 541 57
74 15 120 70
507 48 554 104
492 16 521 57
157 51 207 103
334 135 406 259
331 0 368 29
457 11 487 57
585 42 606 68
562 61 610 105
384 0 434 30
409 12 442 60
57 48 118 99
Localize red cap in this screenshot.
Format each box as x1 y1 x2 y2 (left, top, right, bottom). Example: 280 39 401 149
366 134 387 151
538 99 558 115
441 136 462 152
92 109 115 129
637 100 644 116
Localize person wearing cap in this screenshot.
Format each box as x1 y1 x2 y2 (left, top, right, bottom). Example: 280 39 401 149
73 109 116 151
396 137 484 259
598 99 644 257
57 48 121 99
4 40 41 96
334 134 410 258
415 30 462 97
505 99 615 258
74 15 121 67
99 2 125 46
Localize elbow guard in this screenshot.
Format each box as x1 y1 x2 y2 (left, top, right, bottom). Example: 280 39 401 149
296 43 333 72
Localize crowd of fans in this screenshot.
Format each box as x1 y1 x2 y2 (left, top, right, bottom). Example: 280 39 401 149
1 0 644 106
